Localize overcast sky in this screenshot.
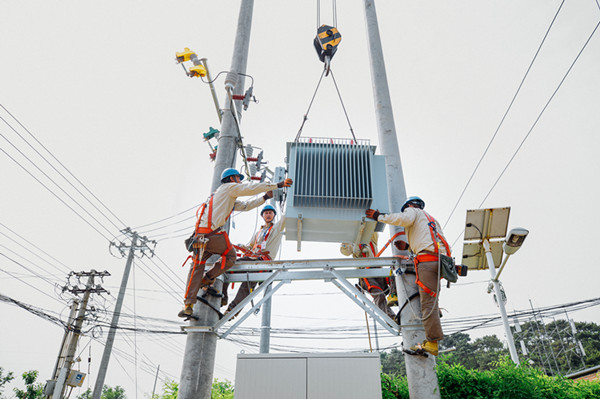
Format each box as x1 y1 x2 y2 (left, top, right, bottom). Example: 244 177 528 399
1 0 600 397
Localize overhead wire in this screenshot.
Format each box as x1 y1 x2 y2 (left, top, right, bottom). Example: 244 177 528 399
442 0 566 230
449 15 600 249
0 221 72 274
0 105 125 232
0 145 113 242
475 19 600 209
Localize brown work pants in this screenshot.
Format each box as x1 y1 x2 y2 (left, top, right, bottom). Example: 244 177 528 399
359 277 396 319
416 261 444 341
184 233 236 305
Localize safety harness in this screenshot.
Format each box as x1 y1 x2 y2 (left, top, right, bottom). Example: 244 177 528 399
183 194 234 301
413 211 451 297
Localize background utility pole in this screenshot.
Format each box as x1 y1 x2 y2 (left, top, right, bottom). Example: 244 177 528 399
51 270 110 399
178 1 254 398
363 1 441 397
93 229 155 399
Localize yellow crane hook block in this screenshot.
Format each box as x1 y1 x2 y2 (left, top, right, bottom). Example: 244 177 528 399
188 64 207 78
313 24 341 63
175 47 196 63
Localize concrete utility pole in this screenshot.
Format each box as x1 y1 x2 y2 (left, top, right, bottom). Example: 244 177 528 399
52 271 109 399
178 1 254 398
259 283 273 353
363 1 441 397
93 230 154 399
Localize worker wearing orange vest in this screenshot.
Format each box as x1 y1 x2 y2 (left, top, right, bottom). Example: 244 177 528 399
340 233 396 320
179 168 293 318
366 196 448 356
223 204 285 316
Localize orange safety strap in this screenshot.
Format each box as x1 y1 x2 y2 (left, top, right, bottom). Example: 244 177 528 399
423 211 451 256
375 231 405 258
216 231 233 269
414 254 439 297
360 247 384 292
251 224 274 253
194 195 214 235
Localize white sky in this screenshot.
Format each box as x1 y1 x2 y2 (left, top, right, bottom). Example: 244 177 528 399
1 0 600 397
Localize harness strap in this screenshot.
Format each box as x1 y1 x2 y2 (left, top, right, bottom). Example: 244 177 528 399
423 211 451 256
375 231 405 258
414 254 439 297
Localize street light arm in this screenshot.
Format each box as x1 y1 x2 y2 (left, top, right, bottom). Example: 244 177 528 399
494 254 511 282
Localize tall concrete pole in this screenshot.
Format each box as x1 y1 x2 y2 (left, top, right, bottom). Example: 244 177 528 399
53 275 95 399
92 233 138 399
259 283 273 353
362 1 441 397
179 2 254 399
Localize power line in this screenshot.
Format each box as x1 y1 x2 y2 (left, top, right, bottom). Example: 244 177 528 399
476 19 600 208
1 104 128 229
443 0 566 229
0 145 113 242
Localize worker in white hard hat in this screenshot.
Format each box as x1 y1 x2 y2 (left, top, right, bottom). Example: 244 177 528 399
366 196 449 356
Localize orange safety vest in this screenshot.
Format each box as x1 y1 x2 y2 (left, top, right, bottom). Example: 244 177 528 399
413 211 451 297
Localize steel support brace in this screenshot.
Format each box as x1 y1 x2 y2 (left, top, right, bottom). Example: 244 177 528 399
220 280 287 339
328 268 400 336
214 270 282 330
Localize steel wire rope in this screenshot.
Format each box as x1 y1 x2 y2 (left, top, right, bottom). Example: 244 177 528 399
329 70 358 142
295 69 327 141
0 145 113 242
449 17 600 249
0 106 126 232
442 0 567 230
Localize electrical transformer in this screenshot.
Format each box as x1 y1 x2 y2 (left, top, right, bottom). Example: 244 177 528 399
285 138 389 248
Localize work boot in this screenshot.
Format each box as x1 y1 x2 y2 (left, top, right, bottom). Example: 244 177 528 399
177 304 194 318
387 293 398 307
409 340 438 356
221 295 228 307
200 275 216 287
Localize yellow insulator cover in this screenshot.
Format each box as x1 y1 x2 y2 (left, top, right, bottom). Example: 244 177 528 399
189 65 207 78
175 47 196 63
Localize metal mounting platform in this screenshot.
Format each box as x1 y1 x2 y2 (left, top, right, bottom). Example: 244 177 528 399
182 257 416 338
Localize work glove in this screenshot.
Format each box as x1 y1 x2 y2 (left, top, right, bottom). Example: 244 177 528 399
263 191 274 200
277 178 293 188
394 240 409 251
365 209 384 221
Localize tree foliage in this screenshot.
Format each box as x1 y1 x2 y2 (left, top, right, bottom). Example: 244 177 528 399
381 320 600 377
77 385 126 399
0 367 15 399
381 358 600 399
13 370 44 399
149 379 232 399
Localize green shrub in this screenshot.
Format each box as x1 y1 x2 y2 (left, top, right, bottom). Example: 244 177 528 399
381 358 600 398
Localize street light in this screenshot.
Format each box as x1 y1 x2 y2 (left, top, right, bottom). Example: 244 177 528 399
495 227 529 282
462 208 529 366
